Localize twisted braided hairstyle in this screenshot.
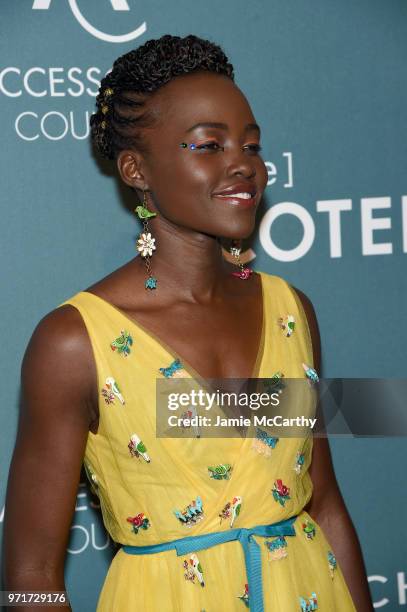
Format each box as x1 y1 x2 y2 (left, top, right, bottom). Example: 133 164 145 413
90 34 235 160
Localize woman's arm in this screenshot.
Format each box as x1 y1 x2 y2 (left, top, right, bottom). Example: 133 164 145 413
295 288 374 612
2 306 97 612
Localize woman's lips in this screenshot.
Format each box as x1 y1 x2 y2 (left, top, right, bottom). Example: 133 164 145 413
213 193 257 208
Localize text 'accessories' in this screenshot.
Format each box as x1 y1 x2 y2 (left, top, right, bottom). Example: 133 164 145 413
135 189 157 290
230 240 253 280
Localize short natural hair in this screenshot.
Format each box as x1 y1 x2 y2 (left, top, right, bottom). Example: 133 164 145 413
90 34 235 160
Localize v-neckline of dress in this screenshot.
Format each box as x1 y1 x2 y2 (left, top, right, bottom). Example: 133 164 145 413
81 270 267 381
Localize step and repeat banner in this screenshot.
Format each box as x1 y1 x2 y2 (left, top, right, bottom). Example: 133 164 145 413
1 1 406 610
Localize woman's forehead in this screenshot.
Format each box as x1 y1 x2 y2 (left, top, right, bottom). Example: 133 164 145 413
149 72 254 132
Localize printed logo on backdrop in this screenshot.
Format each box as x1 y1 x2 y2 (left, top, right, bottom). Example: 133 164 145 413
32 0 146 43
1 1 147 146
2 3 406 263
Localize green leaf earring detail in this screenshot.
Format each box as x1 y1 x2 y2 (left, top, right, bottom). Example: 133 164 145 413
135 189 158 290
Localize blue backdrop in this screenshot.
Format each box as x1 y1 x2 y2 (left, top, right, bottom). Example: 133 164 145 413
1 1 406 609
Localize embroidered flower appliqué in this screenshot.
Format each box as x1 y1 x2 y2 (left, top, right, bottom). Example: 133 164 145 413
299 592 318 611
101 377 125 405
128 434 150 462
183 553 205 586
278 314 295 337
264 535 288 560
219 496 242 527
237 584 249 607
126 512 150 534
302 519 316 540
272 479 290 506
208 464 232 480
327 550 337 578
110 329 133 356
174 496 204 527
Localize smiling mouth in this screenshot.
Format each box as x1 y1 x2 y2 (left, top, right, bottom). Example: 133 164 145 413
213 192 257 207
215 192 253 199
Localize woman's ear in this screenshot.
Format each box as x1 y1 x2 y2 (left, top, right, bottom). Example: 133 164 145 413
117 149 149 191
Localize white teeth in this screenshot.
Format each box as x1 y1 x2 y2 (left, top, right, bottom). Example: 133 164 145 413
216 192 252 199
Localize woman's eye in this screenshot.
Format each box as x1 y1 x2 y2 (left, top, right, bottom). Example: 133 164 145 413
194 142 262 153
244 144 262 153
196 142 223 151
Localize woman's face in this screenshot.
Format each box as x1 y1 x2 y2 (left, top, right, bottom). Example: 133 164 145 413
123 70 268 239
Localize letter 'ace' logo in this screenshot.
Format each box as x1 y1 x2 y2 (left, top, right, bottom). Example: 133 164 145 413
32 0 147 43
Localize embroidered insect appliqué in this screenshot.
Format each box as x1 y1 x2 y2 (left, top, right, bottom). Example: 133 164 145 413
263 371 285 395
126 513 150 534
110 330 133 356
174 496 204 527
128 434 150 462
159 358 188 378
272 479 291 506
299 592 318 611
183 553 205 586
252 427 279 457
208 464 232 480
302 363 319 384
219 496 242 527
264 535 288 560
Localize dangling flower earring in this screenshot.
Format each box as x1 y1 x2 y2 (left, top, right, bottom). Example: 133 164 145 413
230 240 253 280
135 189 158 290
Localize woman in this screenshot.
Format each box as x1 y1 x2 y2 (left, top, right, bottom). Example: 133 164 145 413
4 35 373 611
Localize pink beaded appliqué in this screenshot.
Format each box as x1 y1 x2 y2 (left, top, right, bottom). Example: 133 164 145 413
126 513 150 534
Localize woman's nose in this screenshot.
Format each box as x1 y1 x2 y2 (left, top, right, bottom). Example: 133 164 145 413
225 150 257 178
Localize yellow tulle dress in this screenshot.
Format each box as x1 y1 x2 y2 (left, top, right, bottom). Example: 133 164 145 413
60 271 356 611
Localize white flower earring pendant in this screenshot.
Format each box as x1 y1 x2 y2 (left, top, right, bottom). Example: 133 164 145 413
135 189 158 290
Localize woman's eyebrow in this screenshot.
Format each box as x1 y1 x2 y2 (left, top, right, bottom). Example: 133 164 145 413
185 121 261 135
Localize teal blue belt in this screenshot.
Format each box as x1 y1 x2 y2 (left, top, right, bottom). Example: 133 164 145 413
122 515 297 612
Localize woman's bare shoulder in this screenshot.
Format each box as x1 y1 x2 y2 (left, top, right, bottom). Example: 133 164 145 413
22 303 98 421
